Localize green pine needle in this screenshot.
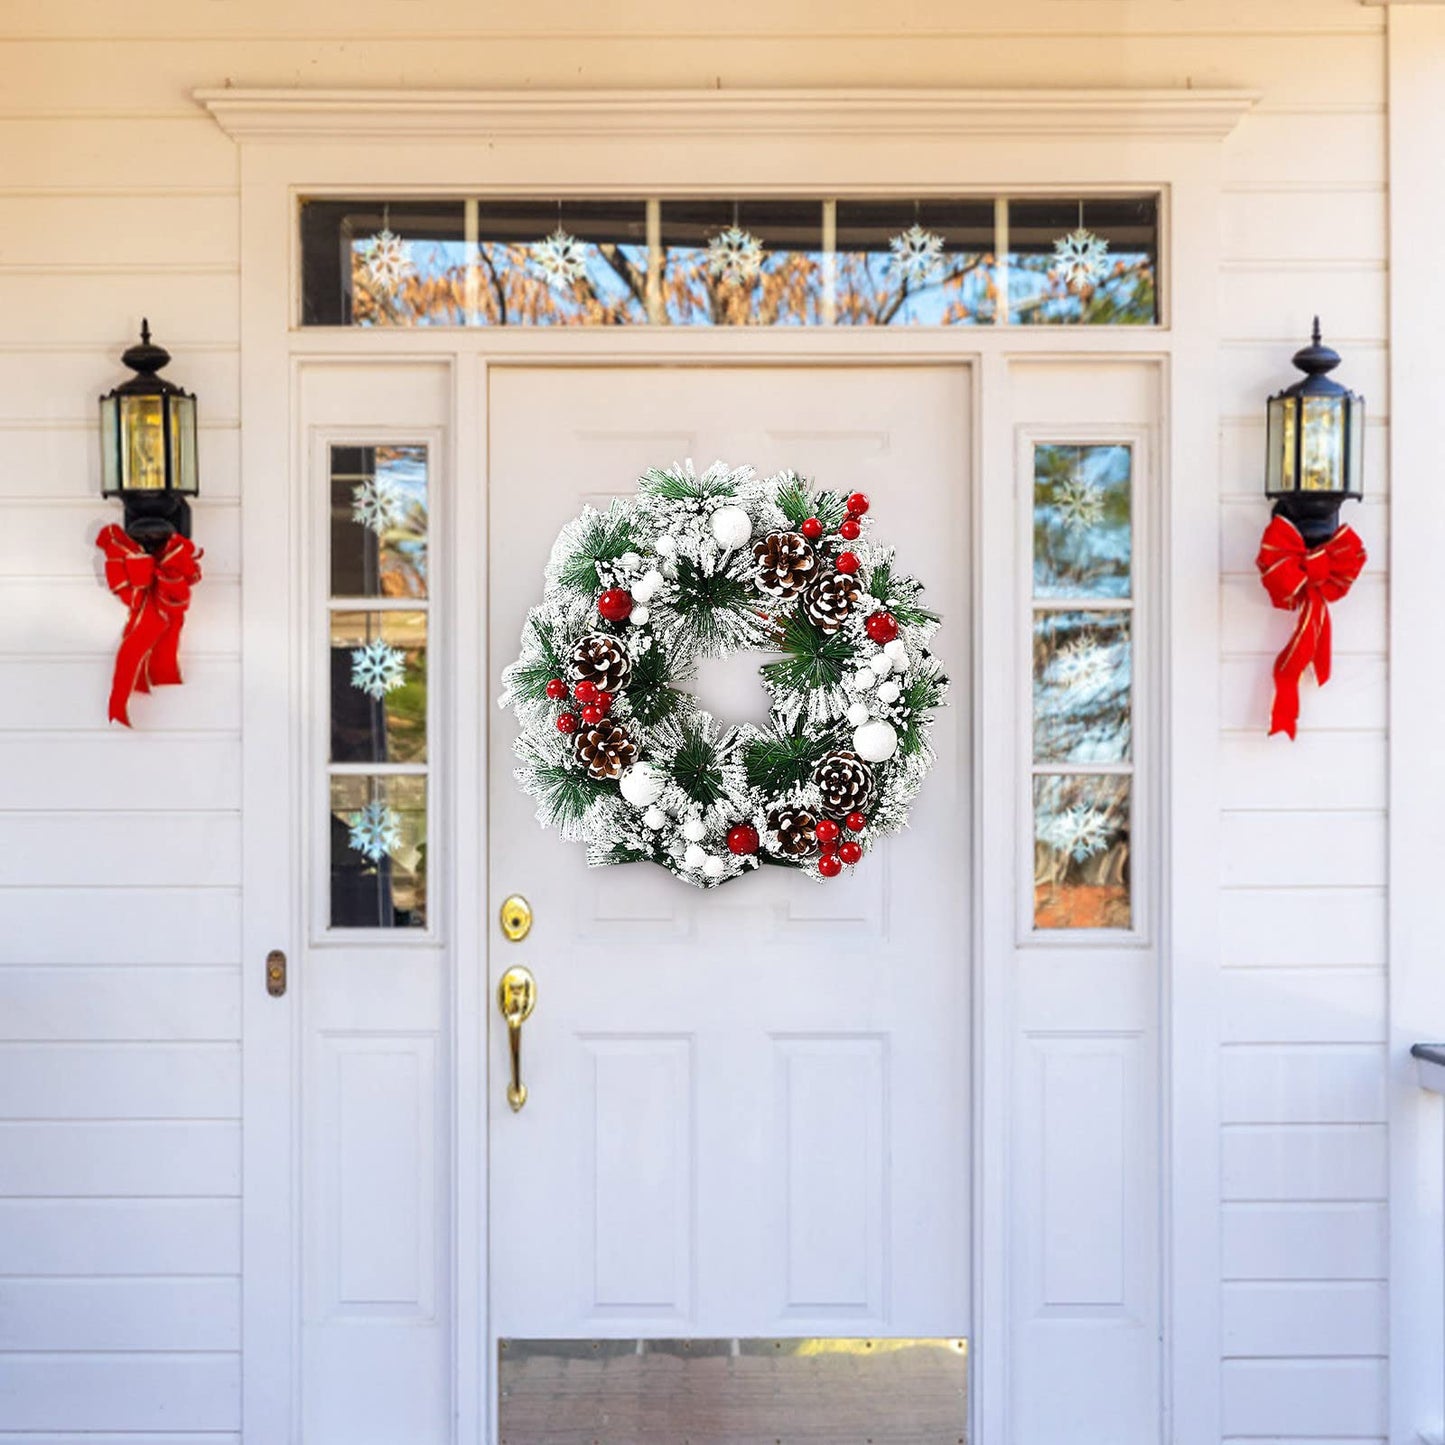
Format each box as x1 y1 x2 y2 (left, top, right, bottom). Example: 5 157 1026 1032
626 643 686 727
775 476 847 532
639 466 739 502
760 613 853 694
527 761 608 831
554 511 635 595
506 612 570 704
670 722 729 808
864 558 939 627
671 560 762 655
744 733 827 794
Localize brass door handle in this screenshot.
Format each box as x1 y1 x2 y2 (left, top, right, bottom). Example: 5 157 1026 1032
497 966 537 1112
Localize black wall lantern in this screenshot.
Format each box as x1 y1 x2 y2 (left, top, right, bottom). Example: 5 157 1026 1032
99 320 199 550
1265 317 1364 546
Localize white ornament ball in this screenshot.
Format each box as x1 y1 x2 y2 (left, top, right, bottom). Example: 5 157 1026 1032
846 701 870 726
629 605 650 626
884 638 907 662
654 534 677 556
877 680 901 704
620 763 666 808
633 569 664 602
643 807 667 830
869 653 893 677
683 843 707 870
620 551 641 570
702 856 725 879
852 669 875 691
682 817 707 843
710 505 752 551
852 718 899 763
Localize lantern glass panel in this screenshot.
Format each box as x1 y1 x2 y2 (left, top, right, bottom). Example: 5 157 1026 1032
168 393 199 495
99 395 121 494
120 394 166 491
1266 395 1289 495
1300 395 1345 493
1347 395 1365 498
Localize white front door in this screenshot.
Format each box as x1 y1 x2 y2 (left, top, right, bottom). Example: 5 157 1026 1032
486 368 972 1363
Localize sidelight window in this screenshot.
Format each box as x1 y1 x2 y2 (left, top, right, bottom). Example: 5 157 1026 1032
325 443 431 929
1029 442 1135 931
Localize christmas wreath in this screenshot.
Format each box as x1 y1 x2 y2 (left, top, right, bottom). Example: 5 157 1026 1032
499 463 947 887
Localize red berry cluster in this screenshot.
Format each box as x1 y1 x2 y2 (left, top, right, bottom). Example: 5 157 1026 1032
815 809 869 878
547 676 614 733
800 491 870 566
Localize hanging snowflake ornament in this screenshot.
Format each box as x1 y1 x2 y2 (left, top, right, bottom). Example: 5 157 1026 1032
1043 803 1114 862
361 228 414 293
1054 634 1109 692
347 801 403 862
351 474 406 536
531 227 589 290
1052 226 1110 292
350 639 408 700
1055 474 1106 534
706 226 764 286
889 223 945 285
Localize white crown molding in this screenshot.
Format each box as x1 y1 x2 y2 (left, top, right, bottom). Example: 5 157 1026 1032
196 86 1258 144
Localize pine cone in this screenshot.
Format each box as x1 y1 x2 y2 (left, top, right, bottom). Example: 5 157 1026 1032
572 719 638 781
752 531 818 600
767 804 818 857
813 750 876 814
569 633 632 694
801 570 861 633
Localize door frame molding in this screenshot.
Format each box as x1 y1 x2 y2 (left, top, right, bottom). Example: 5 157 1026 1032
205 85 1250 1445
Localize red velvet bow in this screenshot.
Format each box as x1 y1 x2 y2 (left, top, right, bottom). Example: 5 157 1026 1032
1255 515 1366 739
96 524 203 726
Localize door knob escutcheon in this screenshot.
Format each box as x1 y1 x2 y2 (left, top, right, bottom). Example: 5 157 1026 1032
500 894 532 942
497 965 537 1112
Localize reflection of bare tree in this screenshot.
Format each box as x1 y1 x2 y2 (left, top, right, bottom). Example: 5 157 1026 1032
351 243 1000 327
1011 256 1155 325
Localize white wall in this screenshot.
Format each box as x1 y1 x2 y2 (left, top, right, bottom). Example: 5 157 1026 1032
0 2 1390 1440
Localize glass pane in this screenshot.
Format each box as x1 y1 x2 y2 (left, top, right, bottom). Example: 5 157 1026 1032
1007 196 1159 326
99 397 120 492
329 774 427 929
301 199 469 326
473 199 649 325
330 610 427 765
1033 611 1131 764
833 200 997 325
1033 774 1131 930
120 394 166 490
330 444 428 599
656 200 825 326
1265 397 1287 494
1033 443 1132 599
1347 396 1365 497
1300 396 1344 492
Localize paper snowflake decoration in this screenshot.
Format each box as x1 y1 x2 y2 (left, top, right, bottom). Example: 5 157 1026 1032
531 227 589 290
1043 803 1115 862
706 226 764 286
1055 475 1106 534
1055 635 1109 692
1052 227 1110 291
889 223 945 284
351 474 406 536
361 228 414 293
347 801 403 862
350 639 407 700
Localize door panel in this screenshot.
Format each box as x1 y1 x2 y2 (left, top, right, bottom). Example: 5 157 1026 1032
487 367 972 1351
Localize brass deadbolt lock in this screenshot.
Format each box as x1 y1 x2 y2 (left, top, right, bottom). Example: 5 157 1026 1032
500 894 532 943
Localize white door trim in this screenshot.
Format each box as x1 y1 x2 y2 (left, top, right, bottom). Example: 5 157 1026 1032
212 85 1246 1445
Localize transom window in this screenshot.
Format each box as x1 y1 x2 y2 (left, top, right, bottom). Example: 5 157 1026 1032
300 195 1160 329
